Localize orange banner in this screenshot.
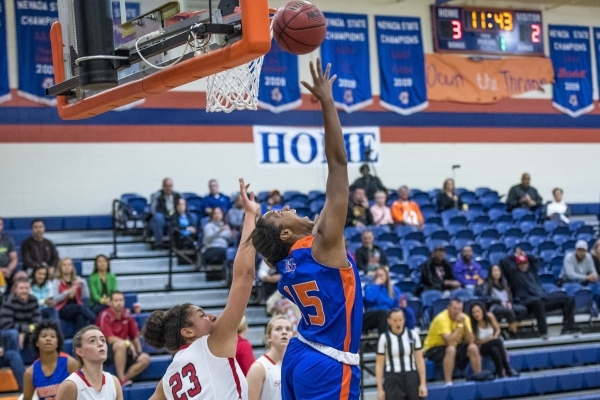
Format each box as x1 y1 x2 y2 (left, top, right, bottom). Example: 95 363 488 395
425 54 555 104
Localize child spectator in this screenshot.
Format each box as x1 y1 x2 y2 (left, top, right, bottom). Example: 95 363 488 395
30 266 58 321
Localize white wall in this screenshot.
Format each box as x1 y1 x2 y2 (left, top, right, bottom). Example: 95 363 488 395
0 143 598 216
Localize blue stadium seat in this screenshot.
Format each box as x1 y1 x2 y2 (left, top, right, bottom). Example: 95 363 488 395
459 191 477 206
447 215 468 228
423 224 443 237
573 289 595 315
89 215 113 229
428 188 441 200
511 208 530 221
528 226 547 237
420 204 437 219
487 207 505 221
286 194 309 206
308 190 325 202
180 192 199 200
551 265 562 282
519 220 537 234
427 240 449 252
390 263 410 277
538 240 558 252
475 187 492 198
309 199 325 214
562 239 577 252
409 246 430 258
531 373 557 394
577 233 595 242
472 215 491 225
424 216 443 227
396 225 418 238
528 235 546 248
410 188 425 198
429 230 450 242
412 192 431 207
538 272 555 284
450 289 473 303
123 383 159 400
454 229 475 240
476 380 505 399
487 242 507 254
544 220 559 233
489 252 506 266
385 247 403 260
406 299 422 325
185 195 204 212
503 236 520 250
477 238 499 251
542 283 560 294
397 280 417 295
378 232 400 244
577 224 595 235
408 254 428 271
556 370 584 392
519 213 537 223
349 233 362 243
478 259 491 271
347 242 361 256
480 228 500 239
514 241 533 253
495 222 513 235
256 191 270 203
431 298 450 318
449 382 477 400
344 226 362 239
444 245 457 260
539 249 558 264
471 223 490 236
282 191 303 202
552 226 570 237
441 208 460 226
421 290 443 308
64 216 89 230
370 225 391 236
451 238 474 252
504 376 534 397
504 227 523 238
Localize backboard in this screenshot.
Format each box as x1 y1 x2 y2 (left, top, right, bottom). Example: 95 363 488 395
47 0 271 119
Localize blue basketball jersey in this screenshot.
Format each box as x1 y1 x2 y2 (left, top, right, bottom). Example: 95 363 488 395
276 236 363 354
32 353 70 400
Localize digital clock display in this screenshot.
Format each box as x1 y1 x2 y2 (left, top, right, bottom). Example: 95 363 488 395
431 6 544 56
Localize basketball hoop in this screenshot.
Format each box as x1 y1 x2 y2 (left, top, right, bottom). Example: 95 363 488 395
205 55 264 113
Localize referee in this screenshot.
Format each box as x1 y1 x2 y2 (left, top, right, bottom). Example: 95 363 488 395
376 308 428 400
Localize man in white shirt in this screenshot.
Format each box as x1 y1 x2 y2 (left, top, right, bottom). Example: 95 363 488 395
546 188 570 225
561 240 598 284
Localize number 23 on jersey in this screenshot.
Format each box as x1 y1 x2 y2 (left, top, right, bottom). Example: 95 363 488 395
169 363 202 400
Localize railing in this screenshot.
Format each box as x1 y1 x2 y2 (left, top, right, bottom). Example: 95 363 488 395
166 227 201 291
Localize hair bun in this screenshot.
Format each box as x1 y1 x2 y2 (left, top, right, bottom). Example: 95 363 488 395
142 310 167 349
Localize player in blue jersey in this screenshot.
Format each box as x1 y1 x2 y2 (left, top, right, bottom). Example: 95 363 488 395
23 320 79 400
249 59 362 400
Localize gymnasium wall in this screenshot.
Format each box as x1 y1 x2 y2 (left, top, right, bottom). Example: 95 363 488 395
1 0 600 217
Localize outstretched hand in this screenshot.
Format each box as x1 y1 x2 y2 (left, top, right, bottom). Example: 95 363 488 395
238 178 260 215
301 58 336 103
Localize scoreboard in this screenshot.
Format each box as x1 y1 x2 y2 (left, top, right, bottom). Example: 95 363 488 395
431 6 545 56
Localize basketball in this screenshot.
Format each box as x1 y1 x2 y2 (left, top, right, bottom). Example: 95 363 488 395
272 1 327 55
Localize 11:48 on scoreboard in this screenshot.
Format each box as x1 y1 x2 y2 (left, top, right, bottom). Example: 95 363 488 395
431 6 544 56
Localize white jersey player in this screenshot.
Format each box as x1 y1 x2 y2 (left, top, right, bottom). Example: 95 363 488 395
142 179 260 400
56 326 123 400
247 316 293 400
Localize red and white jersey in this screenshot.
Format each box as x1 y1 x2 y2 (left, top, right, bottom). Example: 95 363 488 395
163 335 248 400
64 371 117 400
255 355 281 400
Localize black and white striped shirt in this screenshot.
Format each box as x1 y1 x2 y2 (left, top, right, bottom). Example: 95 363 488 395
377 328 422 373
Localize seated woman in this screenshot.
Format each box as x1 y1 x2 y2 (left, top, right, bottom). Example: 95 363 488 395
469 302 518 378
53 258 96 331
437 178 462 213
363 267 416 334
170 198 199 250
370 190 394 226
477 265 527 338
30 266 58 321
202 207 233 266
87 255 118 315
22 320 79 400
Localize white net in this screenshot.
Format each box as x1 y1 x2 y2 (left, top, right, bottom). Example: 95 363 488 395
205 56 264 113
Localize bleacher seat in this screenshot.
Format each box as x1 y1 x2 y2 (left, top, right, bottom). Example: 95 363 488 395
465 205 484 221
542 283 560 294
451 238 473 252
471 223 490 236
514 241 533 252
403 231 424 243
487 207 505 221
256 191 270 203
431 298 450 319
539 249 558 264
423 224 443 237
450 288 473 303
396 280 417 295
561 238 576 251
453 229 475 240
420 204 437 219
429 230 450 242
396 225 418 238
307 190 325 202
447 215 468 228
577 232 595 242
390 263 410 277
282 191 303 202
409 246 430 258
478 258 491 271
573 289 596 316
309 199 325 214
487 242 507 254
477 238 499 251
459 191 477 206
385 247 403 260
519 213 537 223
344 226 362 239
406 299 422 326
519 220 537 234
538 272 555 284
407 254 428 271
64 216 89 230
488 252 506 266
475 187 492 198
428 188 441 200
378 232 399 244
441 208 460 226
511 208 530 221
425 216 443 227
412 192 431 207
347 242 361 255
495 221 513 235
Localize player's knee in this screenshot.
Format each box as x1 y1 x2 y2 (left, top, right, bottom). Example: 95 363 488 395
467 343 480 356
138 353 151 366
445 345 456 357
113 340 126 352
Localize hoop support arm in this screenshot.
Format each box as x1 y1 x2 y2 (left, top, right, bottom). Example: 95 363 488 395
50 0 271 120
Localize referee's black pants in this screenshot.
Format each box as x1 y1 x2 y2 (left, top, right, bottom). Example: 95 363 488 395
383 370 421 400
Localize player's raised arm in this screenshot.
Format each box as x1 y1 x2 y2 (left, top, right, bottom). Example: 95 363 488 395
207 178 259 358
303 59 349 268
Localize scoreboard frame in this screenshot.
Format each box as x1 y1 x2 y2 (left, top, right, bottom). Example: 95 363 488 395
431 5 545 57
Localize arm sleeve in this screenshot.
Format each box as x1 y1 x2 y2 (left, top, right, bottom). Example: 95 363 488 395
20 240 37 271
354 248 368 273
365 207 374 225
80 279 90 299
414 204 424 224
506 187 519 211
587 257 598 276
533 188 542 205
453 262 467 285
202 223 220 245
463 314 473 333
0 303 15 330
88 275 102 304
376 333 387 354
363 285 381 305
32 300 41 324
390 202 403 223
48 242 59 268
413 329 422 350
97 312 115 338
52 280 70 303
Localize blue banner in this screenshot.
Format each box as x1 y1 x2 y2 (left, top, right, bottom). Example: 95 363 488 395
375 16 427 116
594 28 600 105
258 39 301 113
321 12 372 113
0 0 10 103
14 0 58 105
549 25 594 118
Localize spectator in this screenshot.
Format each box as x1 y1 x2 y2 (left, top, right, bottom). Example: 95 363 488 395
417 247 461 295
53 258 96 331
346 187 373 228
423 299 482 384
203 179 231 216
21 219 59 276
0 278 41 349
376 309 427 400
30 266 58 321
546 188 570 224
0 216 18 294
591 239 600 275
202 207 233 266
391 186 423 228
453 246 484 292
370 190 394 226
478 265 526 339
236 315 255 376
169 198 199 250
88 255 118 316
262 190 284 215
22 320 79 400
226 194 245 240
0 328 25 391
500 251 578 339
363 267 416 335
350 164 387 201
437 178 462 213
469 302 517 377
150 178 181 249
354 230 389 273
560 240 598 284
96 291 150 387
257 258 280 300
246 316 292 400
506 173 542 212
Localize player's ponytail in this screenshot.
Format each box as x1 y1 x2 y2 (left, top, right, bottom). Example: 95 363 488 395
142 304 193 353
249 217 292 265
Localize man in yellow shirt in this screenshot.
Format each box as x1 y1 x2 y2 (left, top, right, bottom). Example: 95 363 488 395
423 299 482 384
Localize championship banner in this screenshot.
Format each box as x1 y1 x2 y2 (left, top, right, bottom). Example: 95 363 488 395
321 12 372 113
0 0 10 104
253 126 380 169
375 16 427 115
14 0 58 105
258 39 302 113
425 53 554 103
549 25 594 118
593 28 600 106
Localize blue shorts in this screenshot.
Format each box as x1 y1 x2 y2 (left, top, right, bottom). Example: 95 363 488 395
281 338 361 400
